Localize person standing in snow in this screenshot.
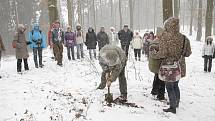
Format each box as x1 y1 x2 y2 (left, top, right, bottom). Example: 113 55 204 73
51 21 64 66
0 33 5 78
13 24 31 73
108 27 119 46
28 24 46 68
131 31 143 61
149 27 165 100
64 26 76 60
202 36 215 72
118 25 133 57
97 27 109 51
142 32 149 56
75 24 85 59
151 17 192 114
97 45 128 101
85 27 97 60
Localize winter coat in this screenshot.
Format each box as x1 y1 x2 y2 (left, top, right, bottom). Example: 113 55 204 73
28 24 46 49
99 45 127 82
85 28 97 49
148 38 162 74
51 28 64 44
64 31 76 47
131 35 143 49
13 24 29 59
202 38 215 56
151 17 192 78
108 31 119 45
0 34 5 51
75 30 85 45
118 29 133 45
97 31 109 49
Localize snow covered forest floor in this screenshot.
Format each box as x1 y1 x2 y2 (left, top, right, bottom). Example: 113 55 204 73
0 34 215 121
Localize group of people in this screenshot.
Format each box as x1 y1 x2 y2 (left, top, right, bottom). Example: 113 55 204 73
2 16 215 114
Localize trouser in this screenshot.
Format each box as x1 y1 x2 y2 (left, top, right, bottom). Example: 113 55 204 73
99 67 127 96
204 55 213 72
134 49 141 60
121 45 130 58
166 81 180 108
151 73 165 97
53 43 63 64
76 43 84 59
89 49 96 59
67 46 75 60
33 47 43 67
17 59 29 72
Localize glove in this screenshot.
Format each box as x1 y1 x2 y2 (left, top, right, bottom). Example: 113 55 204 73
26 41 32 45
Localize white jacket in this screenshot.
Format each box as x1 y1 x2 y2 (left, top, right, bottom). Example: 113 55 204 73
132 35 143 49
108 31 119 45
202 43 215 56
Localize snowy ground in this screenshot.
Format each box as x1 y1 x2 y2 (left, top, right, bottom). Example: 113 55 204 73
0 34 215 121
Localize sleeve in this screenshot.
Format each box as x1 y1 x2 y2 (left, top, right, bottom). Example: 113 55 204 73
28 32 33 49
150 35 167 59
106 33 110 44
184 37 192 57
85 33 88 46
61 31 65 43
118 31 121 40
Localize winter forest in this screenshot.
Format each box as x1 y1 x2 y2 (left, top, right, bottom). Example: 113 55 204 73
0 0 215 121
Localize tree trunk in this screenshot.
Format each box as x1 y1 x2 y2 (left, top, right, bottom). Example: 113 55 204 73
196 0 202 41
129 0 134 30
77 0 82 25
162 0 173 23
205 0 213 39
213 0 215 35
48 0 59 27
119 0 123 30
92 0 96 32
110 0 114 26
67 0 72 27
173 0 179 17
189 0 194 35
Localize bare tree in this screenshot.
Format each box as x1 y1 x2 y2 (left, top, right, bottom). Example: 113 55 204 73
48 0 59 26
119 0 123 30
213 0 215 35
173 0 180 17
189 0 194 35
196 0 202 41
92 0 96 32
162 0 173 23
205 0 213 39
67 0 72 27
77 0 82 25
129 0 135 30
110 0 114 26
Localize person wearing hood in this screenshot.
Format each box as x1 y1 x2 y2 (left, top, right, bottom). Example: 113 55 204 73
51 21 64 66
118 25 133 57
85 27 97 60
28 23 46 68
13 24 31 73
64 26 76 60
202 36 215 72
131 31 143 61
108 27 119 46
97 27 109 50
0 33 5 78
98 45 128 101
75 24 85 59
151 17 192 114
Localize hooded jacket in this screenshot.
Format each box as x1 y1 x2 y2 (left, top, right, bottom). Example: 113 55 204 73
151 17 192 78
85 28 97 49
13 24 29 59
131 35 143 49
28 24 46 49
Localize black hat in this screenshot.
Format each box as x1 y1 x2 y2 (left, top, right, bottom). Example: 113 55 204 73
124 25 128 27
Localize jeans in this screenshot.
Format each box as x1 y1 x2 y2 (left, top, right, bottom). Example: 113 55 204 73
204 55 213 72
89 49 96 59
134 49 141 60
17 59 29 72
166 81 180 108
76 43 84 59
33 47 43 67
121 45 129 58
67 46 75 60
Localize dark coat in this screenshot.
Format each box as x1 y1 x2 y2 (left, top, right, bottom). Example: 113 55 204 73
97 31 109 49
85 28 97 49
118 29 133 45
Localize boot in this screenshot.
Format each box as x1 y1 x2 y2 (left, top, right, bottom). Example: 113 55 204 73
157 94 165 101
163 107 176 114
24 59 29 71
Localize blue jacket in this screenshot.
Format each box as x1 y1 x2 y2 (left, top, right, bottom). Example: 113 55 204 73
28 25 46 49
